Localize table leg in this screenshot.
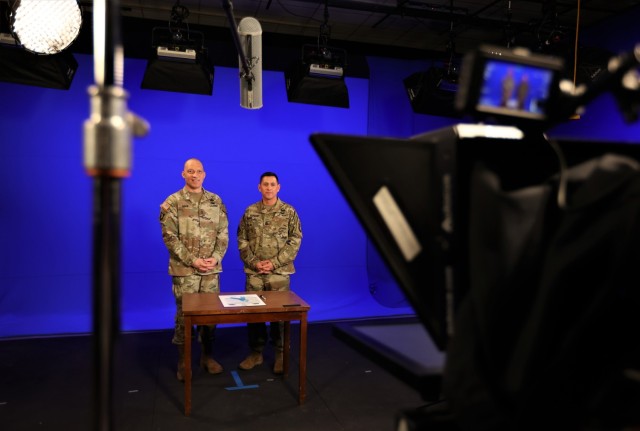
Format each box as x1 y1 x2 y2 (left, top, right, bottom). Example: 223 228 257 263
184 318 192 416
299 315 307 405
283 321 291 376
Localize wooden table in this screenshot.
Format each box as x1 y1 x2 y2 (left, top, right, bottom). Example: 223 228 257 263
182 290 311 416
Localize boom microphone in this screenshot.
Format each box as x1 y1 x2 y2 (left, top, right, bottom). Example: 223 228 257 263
237 17 263 109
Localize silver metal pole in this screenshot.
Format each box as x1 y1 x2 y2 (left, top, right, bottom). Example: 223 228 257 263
83 1 148 429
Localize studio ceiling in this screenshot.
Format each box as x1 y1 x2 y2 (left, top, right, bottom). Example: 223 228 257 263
111 0 639 55
2 0 639 78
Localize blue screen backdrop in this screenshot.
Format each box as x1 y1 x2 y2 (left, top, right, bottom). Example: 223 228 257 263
0 54 419 338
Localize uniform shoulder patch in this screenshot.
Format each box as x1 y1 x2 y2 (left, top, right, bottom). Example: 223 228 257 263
160 202 170 213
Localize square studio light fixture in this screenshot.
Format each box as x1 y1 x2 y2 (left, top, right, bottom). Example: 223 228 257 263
404 66 461 118
140 3 213 96
285 44 349 108
141 42 214 95
0 32 78 89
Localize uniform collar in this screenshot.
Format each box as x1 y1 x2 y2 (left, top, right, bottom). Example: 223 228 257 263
259 198 281 211
181 187 208 200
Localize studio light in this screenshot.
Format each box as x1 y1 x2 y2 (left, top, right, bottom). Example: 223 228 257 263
404 65 461 117
0 32 78 89
284 1 349 108
285 44 349 108
404 2 463 118
0 0 80 89
140 1 214 96
10 0 82 55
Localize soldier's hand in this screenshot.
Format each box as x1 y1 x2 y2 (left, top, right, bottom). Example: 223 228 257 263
203 257 217 267
194 258 215 272
256 260 274 273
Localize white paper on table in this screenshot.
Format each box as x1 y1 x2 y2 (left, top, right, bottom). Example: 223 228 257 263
219 294 266 307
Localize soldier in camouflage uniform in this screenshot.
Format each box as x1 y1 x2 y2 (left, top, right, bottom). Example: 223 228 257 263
237 171 303 374
159 158 229 381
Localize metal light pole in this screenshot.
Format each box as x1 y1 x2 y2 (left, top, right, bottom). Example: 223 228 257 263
83 1 148 430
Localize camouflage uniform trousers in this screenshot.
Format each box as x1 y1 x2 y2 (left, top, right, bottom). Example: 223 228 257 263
245 273 290 352
172 273 220 346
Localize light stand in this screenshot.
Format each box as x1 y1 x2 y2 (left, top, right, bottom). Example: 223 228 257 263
83 1 148 430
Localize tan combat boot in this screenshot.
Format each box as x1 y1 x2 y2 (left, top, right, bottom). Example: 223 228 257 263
200 352 223 374
273 351 284 375
199 326 223 374
238 351 263 370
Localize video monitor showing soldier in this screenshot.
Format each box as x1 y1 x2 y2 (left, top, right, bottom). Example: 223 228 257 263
477 60 555 119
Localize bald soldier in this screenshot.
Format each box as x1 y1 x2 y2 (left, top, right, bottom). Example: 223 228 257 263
237 171 303 374
159 158 229 381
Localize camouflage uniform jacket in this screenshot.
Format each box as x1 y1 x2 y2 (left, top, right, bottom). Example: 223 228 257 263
237 198 302 275
160 187 229 276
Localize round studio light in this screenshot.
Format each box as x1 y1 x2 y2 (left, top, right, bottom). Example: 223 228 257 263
11 0 82 55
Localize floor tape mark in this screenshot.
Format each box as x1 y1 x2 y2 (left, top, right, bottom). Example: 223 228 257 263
225 371 259 391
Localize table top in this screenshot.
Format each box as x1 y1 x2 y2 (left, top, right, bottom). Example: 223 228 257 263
182 290 310 316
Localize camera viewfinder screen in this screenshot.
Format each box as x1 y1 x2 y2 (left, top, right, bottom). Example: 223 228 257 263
477 59 555 119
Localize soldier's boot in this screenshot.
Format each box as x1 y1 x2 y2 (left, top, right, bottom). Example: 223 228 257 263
238 351 263 370
199 327 223 374
200 356 223 374
200 346 223 375
176 345 192 382
273 350 284 375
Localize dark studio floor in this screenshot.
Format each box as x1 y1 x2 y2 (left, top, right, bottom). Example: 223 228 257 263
0 318 440 431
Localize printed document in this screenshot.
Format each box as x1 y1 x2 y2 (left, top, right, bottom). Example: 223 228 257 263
219 294 266 307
